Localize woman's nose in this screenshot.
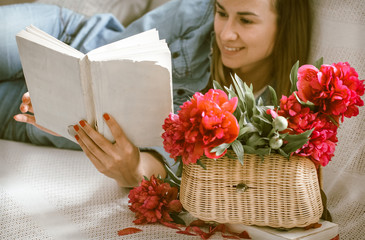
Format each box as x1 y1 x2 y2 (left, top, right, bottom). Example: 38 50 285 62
220 20 238 41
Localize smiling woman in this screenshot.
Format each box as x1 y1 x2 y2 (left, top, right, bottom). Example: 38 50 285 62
209 0 312 98
1 0 312 188
214 0 278 94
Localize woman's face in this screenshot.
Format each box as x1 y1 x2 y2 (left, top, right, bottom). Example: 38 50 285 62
214 0 277 74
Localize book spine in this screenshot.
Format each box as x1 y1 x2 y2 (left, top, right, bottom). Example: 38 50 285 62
79 57 97 130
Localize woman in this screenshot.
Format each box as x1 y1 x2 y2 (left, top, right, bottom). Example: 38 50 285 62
1 0 312 187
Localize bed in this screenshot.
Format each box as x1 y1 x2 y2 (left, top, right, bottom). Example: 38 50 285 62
1 0 364 239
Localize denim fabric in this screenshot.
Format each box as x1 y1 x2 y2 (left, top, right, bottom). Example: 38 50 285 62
119 0 214 109
0 0 214 168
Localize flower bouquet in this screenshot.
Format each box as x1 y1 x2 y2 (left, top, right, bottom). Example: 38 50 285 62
121 59 364 237
161 59 364 228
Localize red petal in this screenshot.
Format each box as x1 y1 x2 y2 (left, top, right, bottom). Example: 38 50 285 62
177 231 197 236
330 234 340 240
160 221 182 230
221 234 240 239
189 219 207 227
117 227 142 236
191 226 213 240
304 222 322 230
237 230 252 239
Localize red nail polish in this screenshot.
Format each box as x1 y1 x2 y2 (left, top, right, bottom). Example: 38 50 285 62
75 135 80 141
73 125 79 132
103 113 110 121
79 120 86 127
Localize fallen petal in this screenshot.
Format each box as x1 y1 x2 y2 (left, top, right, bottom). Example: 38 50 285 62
117 227 142 236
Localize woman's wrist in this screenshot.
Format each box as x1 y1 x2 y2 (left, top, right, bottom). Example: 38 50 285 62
139 150 167 180
116 150 166 188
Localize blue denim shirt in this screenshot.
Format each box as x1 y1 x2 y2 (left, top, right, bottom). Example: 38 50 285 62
118 0 214 112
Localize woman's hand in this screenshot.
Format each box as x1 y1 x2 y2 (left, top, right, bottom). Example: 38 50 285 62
74 113 166 187
14 92 60 136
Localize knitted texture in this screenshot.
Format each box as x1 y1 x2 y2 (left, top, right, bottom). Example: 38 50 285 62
309 1 365 239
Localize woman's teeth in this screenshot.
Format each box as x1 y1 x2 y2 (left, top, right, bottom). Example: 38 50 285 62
224 46 242 51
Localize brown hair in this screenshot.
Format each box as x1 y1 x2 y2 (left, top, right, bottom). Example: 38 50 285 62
209 0 312 97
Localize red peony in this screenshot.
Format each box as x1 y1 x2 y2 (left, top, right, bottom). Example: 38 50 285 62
297 62 365 121
162 89 239 165
128 175 182 224
277 94 338 166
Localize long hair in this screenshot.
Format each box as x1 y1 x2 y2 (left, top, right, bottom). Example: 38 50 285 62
209 0 312 97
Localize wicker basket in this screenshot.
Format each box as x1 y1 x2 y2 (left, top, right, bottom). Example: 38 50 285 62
180 152 323 228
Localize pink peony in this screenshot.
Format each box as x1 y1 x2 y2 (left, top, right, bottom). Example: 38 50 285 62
278 94 338 167
297 62 365 121
162 89 239 165
128 175 182 224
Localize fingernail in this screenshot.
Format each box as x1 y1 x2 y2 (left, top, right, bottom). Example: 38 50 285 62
73 125 79 132
103 113 110 121
20 105 26 112
13 114 23 122
79 120 86 127
75 135 80 141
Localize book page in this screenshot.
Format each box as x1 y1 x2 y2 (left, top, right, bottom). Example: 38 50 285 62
87 29 160 56
16 28 92 142
88 56 173 147
86 29 173 147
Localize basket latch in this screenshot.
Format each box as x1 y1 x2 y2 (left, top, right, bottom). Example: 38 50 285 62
234 183 249 192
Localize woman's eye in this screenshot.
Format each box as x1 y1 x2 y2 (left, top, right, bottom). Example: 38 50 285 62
216 11 227 18
240 18 253 24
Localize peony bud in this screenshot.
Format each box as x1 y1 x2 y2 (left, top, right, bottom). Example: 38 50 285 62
273 116 288 131
269 136 283 149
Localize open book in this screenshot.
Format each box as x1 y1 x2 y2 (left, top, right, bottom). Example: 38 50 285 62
16 25 173 147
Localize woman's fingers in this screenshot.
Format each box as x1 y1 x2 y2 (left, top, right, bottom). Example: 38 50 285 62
102 113 131 146
21 92 34 113
76 120 113 153
13 113 60 136
74 134 106 172
13 113 36 124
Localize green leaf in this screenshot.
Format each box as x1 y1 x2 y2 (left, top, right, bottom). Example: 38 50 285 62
313 57 324 70
282 129 314 154
268 86 278 108
210 143 231 156
242 145 257 154
213 80 224 91
255 147 271 157
290 60 300 93
257 97 264 106
164 178 181 188
231 140 244 165
175 159 183 177
170 213 186 226
143 176 149 181
293 92 316 111
238 112 246 127
196 159 207 169
225 86 238 101
225 151 238 159
231 73 245 104
238 123 258 137
246 133 266 147
277 148 290 159
252 114 272 125
252 147 271 161
164 162 181 185
243 83 256 119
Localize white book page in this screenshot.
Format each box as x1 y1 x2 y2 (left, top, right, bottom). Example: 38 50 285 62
16 31 90 142
21 25 83 58
89 58 173 147
87 29 160 56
